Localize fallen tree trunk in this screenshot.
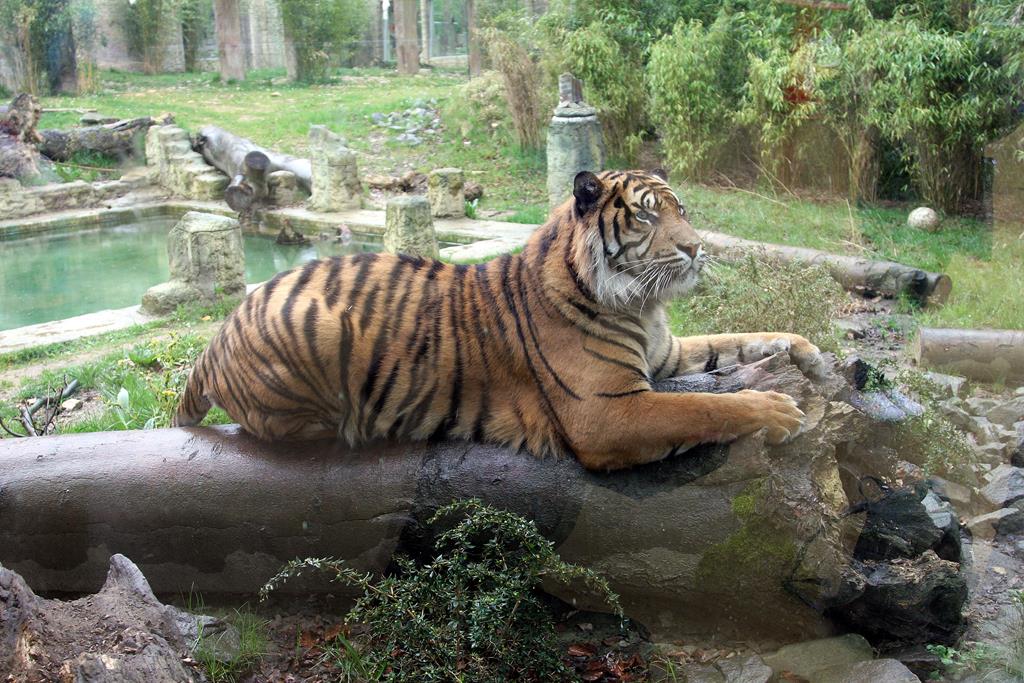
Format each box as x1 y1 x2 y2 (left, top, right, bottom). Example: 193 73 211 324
195 125 311 213
701 230 952 306
914 328 1024 384
37 115 172 162
0 355 965 643
0 93 52 182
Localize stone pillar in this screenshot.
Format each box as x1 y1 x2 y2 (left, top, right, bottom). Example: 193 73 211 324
546 73 604 209
268 170 301 206
141 212 245 315
384 196 438 258
427 167 465 218
308 125 362 211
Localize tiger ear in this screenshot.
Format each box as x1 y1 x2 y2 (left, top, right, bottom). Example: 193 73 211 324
573 171 603 215
650 168 669 182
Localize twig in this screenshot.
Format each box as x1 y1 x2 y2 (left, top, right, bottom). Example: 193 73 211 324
41 107 97 114
720 185 790 208
28 378 79 417
0 416 25 438
54 161 119 173
19 406 38 437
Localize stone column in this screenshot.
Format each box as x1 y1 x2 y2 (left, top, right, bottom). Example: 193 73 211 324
546 73 605 209
267 170 301 206
308 125 362 211
384 196 438 258
141 212 245 315
427 167 465 218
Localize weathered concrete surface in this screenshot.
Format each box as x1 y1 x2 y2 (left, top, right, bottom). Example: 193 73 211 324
384 195 439 258
0 356 964 642
427 167 465 218
546 74 605 208
147 125 228 200
141 211 245 315
308 125 361 211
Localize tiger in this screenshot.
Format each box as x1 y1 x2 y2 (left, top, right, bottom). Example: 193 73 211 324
174 169 824 471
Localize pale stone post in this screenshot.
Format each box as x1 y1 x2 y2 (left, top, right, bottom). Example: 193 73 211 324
384 196 439 258
141 212 245 315
308 125 362 211
427 167 465 218
267 170 301 206
546 73 605 209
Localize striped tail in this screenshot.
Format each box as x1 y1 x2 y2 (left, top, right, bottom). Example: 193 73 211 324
173 353 212 427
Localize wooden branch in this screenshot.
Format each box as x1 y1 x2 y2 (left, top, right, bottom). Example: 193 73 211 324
700 230 952 306
914 328 1024 383
37 116 171 162
18 407 38 437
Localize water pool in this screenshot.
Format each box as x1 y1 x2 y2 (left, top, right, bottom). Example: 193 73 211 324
0 217 381 331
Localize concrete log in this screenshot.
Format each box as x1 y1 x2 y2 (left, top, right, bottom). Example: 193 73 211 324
701 230 952 306
914 327 1024 384
0 355 966 642
195 125 311 195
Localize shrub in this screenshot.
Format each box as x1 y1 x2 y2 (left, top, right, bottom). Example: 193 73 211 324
261 499 621 682
481 26 546 149
278 0 369 82
555 20 646 161
668 256 844 354
443 70 515 145
180 0 211 73
647 16 745 178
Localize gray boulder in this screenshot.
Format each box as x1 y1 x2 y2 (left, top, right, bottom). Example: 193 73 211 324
981 465 1024 508
763 634 873 681
816 658 920 683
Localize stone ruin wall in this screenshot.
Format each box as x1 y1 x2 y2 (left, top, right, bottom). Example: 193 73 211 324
90 0 185 73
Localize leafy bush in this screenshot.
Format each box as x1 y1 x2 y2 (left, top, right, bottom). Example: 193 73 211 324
443 70 515 145
278 0 369 82
668 256 844 354
261 499 621 682
180 0 211 73
647 16 745 178
480 26 546 149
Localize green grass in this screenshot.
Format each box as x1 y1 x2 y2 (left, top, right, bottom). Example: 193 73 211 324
42 67 547 209
53 149 122 183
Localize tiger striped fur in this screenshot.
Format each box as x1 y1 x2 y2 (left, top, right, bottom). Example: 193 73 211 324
174 169 824 471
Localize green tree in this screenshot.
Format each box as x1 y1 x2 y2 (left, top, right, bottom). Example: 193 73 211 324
278 0 369 82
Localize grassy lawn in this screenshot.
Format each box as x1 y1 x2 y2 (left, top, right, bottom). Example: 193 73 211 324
41 67 547 210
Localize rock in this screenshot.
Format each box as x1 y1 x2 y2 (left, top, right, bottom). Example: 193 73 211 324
141 280 204 316
981 464 1024 508
0 555 207 682
267 169 302 206
890 644 943 681
922 491 962 561
384 195 439 258
440 236 528 265
763 634 874 681
965 396 1001 415
987 396 1024 429
907 206 940 231
546 73 605 208
928 476 974 512
427 167 465 218
832 551 966 645
677 663 725 682
967 507 1024 539
922 371 966 399
853 485 947 562
816 658 920 683
715 655 772 683
464 180 483 202
141 212 244 316
61 398 82 411
308 124 362 211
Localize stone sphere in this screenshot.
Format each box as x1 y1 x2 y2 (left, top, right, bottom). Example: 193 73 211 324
907 207 940 232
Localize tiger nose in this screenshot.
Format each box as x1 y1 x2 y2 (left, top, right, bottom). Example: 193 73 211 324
679 243 699 259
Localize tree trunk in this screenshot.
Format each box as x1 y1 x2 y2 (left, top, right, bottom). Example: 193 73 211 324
419 0 431 63
195 125 311 212
700 229 951 306
0 93 52 182
0 353 966 643
393 0 420 75
37 116 170 162
914 328 1024 384
849 126 879 205
214 0 246 82
467 0 481 77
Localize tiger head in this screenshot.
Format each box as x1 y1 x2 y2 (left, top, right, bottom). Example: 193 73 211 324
571 169 705 311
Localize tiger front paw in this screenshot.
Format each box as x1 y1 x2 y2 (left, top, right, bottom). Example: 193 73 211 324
729 389 806 445
742 334 826 381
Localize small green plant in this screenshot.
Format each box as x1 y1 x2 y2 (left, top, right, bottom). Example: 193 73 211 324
464 198 479 219
261 499 621 682
53 150 120 183
668 255 845 354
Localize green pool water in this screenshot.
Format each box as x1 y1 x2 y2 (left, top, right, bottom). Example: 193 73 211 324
0 217 381 331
